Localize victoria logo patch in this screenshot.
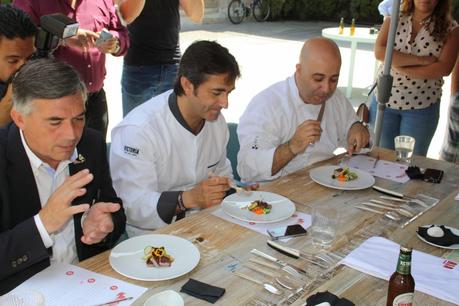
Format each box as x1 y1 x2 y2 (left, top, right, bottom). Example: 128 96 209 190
124 145 140 156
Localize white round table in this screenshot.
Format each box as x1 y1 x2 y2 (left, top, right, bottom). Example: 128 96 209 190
322 27 378 98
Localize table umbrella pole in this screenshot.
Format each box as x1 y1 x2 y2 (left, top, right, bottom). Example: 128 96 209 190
374 0 401 146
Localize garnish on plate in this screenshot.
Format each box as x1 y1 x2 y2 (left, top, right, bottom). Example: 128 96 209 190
247 200 272 215
143 246 174 267
332 167 358 182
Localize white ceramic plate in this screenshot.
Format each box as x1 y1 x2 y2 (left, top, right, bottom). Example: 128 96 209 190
221 191 295 223
144 290 184 306
109 234 200 281
309 165 375 190
417 225 459 250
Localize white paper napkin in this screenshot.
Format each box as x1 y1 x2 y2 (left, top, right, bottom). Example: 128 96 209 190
340 236 459 304
343 155 410 183
9 262 147 305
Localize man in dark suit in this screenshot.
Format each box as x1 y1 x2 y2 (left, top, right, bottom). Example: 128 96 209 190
0 58 126 294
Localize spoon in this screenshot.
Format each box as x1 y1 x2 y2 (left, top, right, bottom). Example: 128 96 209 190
354 205 401 221
233 271 283 295
275 275 300 290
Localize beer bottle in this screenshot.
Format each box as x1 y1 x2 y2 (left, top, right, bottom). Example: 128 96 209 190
339 17 344 35
350 18 356 36
386 246 415 306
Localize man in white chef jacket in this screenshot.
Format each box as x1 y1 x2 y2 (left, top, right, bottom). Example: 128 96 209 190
110 41 239 236
237 37 371 182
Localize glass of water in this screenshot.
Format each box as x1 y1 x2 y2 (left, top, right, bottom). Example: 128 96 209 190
394 135 415 163
311 206 338 248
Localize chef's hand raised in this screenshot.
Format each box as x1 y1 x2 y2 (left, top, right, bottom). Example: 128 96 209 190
183 176 231 209
288 120 322 155
347 123 370 155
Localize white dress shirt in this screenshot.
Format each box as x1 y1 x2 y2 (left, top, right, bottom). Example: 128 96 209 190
20 130 78 263
237 75 362 182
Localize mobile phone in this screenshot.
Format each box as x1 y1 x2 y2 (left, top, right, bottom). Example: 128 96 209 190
95 28 113 45
267 224 307 240
423 168 444 183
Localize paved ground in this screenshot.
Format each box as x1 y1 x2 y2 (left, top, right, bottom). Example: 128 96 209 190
104 20 452 159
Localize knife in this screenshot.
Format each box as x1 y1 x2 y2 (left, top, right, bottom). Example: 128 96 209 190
317 102 326 123
354 205 385 214
250 249 308 276
267 240 329 269
372 185 428 207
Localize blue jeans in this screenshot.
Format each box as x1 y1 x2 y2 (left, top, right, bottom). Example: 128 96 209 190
121 63 178 116
369 95 440 156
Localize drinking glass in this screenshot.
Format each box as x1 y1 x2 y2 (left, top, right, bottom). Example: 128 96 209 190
394 135 415 163
311 206 338 248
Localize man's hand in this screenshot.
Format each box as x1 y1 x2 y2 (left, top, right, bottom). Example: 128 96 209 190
288 120 322 155
182 176 231 209
347 123 370 155
96 36 120 54
39 169 93 234
64 29 98 51
81 202 121 245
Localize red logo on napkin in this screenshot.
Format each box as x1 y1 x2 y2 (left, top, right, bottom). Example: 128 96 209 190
443 260 457 270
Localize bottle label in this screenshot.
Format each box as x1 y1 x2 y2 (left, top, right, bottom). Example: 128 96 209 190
392 293 414 306
396 253 412 275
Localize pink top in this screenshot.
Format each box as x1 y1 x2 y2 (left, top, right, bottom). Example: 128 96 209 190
14 0 129 93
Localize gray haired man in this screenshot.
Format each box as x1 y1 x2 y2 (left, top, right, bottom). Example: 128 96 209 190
0 58 126 294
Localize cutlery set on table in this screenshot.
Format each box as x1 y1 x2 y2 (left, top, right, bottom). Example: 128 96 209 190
354 185 437 226
232 241 343 305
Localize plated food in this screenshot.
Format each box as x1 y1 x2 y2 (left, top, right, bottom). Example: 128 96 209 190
109 234 200 281
247 200 272 215
222 191 295 223
309 165 375 190
143 246 174 267
332 167 358 181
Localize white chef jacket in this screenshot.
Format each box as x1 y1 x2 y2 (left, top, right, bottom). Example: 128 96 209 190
237 75 360 182
110 90 232 236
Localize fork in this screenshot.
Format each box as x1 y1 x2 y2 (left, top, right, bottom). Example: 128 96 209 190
249 258 305 280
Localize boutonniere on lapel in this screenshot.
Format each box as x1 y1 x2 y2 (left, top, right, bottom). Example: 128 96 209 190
73 153 86 164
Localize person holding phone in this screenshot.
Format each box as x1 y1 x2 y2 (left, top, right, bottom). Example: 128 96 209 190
13 0 130 139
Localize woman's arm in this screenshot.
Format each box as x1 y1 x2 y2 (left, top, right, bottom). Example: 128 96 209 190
451 56 459 95
374 18 437 67
394 27 459 79
117 0 145 24
180 0 205 23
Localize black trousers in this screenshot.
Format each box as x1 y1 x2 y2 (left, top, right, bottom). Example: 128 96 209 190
86 88 108 140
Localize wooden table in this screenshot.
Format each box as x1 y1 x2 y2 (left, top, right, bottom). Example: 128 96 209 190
322 27 378 98
79 148 459 305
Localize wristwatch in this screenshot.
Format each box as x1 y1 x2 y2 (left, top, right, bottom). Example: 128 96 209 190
352 120 369 129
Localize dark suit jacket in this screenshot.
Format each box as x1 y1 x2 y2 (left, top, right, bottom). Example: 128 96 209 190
0 123 126 294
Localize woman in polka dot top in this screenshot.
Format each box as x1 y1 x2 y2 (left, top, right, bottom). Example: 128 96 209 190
370 0 459 156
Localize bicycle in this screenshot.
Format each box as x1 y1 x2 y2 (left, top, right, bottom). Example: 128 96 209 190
227 0 271 25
